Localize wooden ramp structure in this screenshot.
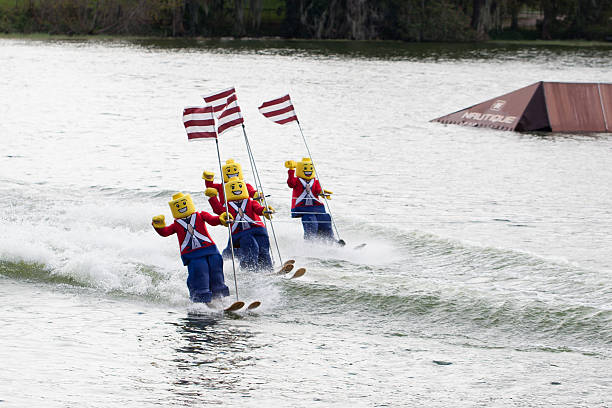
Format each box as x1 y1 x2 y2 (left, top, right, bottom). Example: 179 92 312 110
432 82 612 133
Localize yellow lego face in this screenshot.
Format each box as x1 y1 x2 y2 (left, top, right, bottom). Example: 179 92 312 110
296 158 315 180
168 192 195 219
222 159 243 183
224 179 249 201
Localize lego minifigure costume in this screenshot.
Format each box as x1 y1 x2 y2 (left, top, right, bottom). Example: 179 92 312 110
209 181 273 272
153 193 229 303
287 168 334 241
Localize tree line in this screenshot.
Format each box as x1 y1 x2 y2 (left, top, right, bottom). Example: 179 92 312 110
0 0 610 41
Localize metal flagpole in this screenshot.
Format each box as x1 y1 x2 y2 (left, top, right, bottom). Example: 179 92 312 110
238 126 270 250
240 128 276 265
242 134 277 266
215 138 239 301
295 120 343 244
241 124 284 264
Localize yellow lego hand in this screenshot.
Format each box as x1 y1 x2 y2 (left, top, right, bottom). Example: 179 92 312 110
152 215 166 228
263 206 275 220
202 171 215 181
219 212 233 227
204 188 218 198
322 189 333 199
253 191 265 202
284 160 297 169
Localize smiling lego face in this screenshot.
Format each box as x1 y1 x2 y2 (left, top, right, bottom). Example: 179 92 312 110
168 192 195 219
296 158 315 180
222 159 243 183
224 179 249 201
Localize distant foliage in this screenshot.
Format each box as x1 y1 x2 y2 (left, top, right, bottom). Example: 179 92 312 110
282 0 383 40
0 0 610 40
538 0 612 40
383 0 477 41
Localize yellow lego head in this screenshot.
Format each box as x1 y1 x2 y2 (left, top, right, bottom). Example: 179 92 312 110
222 159 244 183
296 157 315 180
168 192 195 219
224 179 249 201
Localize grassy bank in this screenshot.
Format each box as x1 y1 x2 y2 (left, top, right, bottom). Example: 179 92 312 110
1 32 611 48
488 39 612 47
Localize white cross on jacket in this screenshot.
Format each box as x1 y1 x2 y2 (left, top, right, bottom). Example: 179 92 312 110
176 214 212 252
228 200 257 233
296 178 321 206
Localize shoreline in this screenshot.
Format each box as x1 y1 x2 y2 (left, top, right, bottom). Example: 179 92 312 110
1 33 611 47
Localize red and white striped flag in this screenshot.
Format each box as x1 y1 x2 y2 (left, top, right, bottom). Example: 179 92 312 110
182 106 217 140
258 95 298 125
202 87 236 115
217 94 244 135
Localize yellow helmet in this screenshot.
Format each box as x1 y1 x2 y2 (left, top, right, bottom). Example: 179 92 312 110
168 192 195 219
222 159 244 183
296 157 315 180
224 179 249 201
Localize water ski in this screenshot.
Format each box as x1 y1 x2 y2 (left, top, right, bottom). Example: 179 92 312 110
276 262 294 275
224 301 244 312
289 267 306 279
247 301 261 310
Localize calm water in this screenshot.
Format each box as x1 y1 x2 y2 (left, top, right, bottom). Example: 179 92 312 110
0 38 611 407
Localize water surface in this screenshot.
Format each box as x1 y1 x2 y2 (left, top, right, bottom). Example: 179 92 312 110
0 38 611 407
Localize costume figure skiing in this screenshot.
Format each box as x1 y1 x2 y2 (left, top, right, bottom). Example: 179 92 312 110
202 159 259 207
152 192 232 303
203 159 262 258
285 157 335 241
206 179 275 271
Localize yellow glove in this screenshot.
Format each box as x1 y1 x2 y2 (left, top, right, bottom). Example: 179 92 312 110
284 160 297 169
253 191 264 202
263 206 275 220
219 212 233 226
152 215 166 228
204 187 218 198
322 189 333 200
202 170 215 181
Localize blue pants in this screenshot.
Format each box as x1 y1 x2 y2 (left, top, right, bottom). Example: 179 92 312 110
234 228 273 272
182 249 229 303
292 205 334 241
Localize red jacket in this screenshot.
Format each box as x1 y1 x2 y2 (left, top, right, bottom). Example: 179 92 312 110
287 169 323 209
209 196 265 235
205 179 256 211
154 211 219 256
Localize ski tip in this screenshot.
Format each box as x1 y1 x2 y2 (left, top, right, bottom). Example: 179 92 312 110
277 263 294 274
224 301 245 312
290 267 306 279
247 301 261 310
284 259 296 266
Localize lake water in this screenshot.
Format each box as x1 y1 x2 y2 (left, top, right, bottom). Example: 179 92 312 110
0 38 611 407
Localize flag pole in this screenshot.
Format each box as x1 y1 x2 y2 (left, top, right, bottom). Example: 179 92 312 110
242 129 278 265
241 124 283 265
215 138 239 301
295 120 343 243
